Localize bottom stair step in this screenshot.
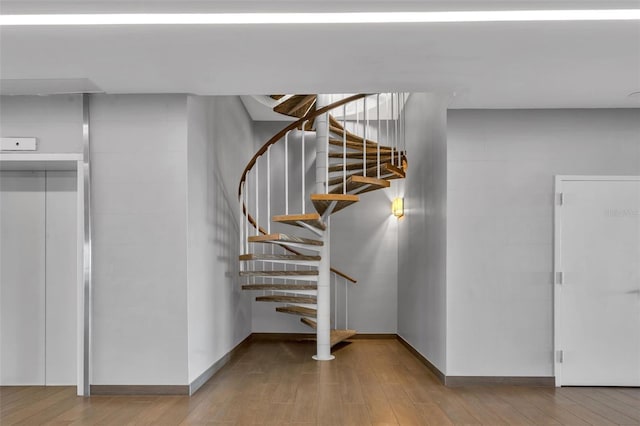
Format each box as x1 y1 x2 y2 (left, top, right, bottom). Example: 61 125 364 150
296 321 357 347
301 318 317 329
331 329 357 346
276 305 317 318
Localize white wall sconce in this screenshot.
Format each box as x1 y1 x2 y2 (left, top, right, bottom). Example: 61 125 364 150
392 197 404 218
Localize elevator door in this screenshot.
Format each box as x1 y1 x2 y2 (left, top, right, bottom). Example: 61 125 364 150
0 170 77 385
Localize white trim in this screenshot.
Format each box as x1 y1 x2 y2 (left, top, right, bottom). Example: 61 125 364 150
1 10 639 26
0 152 82 164
553 175 640 387
0 152 85 395
555 175 640 182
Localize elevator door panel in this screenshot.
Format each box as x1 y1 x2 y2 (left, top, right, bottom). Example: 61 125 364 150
0 171 46 385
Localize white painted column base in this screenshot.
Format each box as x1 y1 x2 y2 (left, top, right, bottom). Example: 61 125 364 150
312 354 336 361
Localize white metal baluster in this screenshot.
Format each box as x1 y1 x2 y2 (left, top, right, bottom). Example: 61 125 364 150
239 183 244 260
301 121 306 213
377 93 381 179
271 244 275 288
343 103 347 194
363 96 367 177
355 100 359 174
386 93 390 150
267 146 271 234
391 93 396 166
325 111 329 193
334 275 337 327
245 174 249 252
397 93 401 166
345 277 348 329
402 92 407 159
285 132 289 215
255 159 259 235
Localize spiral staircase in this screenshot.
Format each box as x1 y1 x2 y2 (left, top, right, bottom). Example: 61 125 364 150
238 93 407 360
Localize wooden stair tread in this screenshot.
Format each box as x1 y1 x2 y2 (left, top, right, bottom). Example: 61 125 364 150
327 163 405 186
270 95 286 100
329 138 395 153
240 270 319 277
329 152 394 159
239 254 321 262
377 162 406 179
331 329 357 346
242 284 317 290
295 323 357 345
274 95 317 118
328 115 375 144
301 317 317 329
310 193 359 216
248 233 323 246
256 295 317 304
276 306 317 318
328 160 406 175
329 126 362 143
329 175 390 195
328 161 381 172
272 213 326 231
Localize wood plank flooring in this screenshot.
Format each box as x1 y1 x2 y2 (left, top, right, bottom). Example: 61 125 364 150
1 339 639 425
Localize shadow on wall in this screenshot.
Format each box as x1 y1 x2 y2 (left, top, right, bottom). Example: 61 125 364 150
211 156 250 339
214 98 252 346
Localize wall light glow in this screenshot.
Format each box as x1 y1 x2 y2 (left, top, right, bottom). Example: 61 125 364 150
392 198 404 218
0 10 639 26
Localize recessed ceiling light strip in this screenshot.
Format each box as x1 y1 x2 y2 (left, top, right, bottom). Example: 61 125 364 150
0 10 639 26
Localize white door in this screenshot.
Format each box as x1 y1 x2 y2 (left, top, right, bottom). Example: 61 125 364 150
0 170 77 385
558 178 640 386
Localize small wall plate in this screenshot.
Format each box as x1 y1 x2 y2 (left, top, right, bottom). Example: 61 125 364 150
1 137 37 151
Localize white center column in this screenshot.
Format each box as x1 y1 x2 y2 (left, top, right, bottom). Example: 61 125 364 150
313 94 334 361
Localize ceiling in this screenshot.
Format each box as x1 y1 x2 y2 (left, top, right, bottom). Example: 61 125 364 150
1 1 640 108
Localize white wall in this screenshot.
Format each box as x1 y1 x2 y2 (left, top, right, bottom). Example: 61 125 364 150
186 96 253 383
447 109 640 376
90 94 189 385
330 190 398 333
0 95 82 153
397 94 449 372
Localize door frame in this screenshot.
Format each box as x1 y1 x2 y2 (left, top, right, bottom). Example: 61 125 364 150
0 152 87 395
553 175 640 387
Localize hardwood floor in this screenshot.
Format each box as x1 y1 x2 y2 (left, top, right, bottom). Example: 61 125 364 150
1 339 639 425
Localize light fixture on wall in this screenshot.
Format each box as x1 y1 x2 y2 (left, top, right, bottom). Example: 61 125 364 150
392 197 404 218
